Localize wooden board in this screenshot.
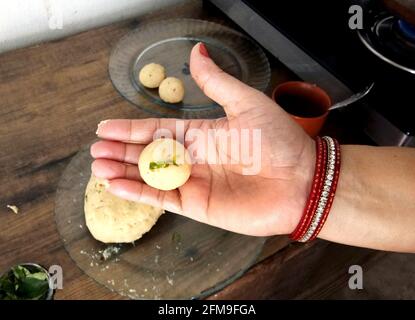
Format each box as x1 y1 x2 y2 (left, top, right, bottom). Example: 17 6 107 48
0 0 383 299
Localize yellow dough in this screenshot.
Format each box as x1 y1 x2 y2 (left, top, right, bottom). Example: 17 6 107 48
138 63 166 88
158 77 185 103
84 175 164 243
138 138 192 191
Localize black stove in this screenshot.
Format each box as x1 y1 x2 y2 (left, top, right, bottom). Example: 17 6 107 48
209 0 415 146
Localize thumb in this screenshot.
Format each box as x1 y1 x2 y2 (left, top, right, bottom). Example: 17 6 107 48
190 42 265 117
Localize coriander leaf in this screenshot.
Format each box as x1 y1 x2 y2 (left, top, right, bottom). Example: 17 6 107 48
149 161 170 170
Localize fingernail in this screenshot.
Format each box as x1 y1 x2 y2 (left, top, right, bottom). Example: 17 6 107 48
96 120 109 135
199 42 210 58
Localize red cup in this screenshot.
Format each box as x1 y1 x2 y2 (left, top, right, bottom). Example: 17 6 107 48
272 81 332 137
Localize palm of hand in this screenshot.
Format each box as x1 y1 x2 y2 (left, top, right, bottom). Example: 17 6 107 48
178 95 314 236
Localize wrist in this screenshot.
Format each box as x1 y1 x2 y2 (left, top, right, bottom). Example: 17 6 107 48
287 136 317 233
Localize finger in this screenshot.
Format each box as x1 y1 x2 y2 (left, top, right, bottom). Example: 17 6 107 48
91 159 142 181
190 42 267 117
107 179 182 214
90 140 144 164
96 118 205 144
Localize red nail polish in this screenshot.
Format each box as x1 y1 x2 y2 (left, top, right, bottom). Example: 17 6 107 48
199 42 210 58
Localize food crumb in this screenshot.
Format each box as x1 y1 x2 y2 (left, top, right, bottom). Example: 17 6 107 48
166 276 174 286
155 245 161 250
6 205 19 214
129 289 136 293
102 245 121 260
190 257 194 262
79 224 83 229
107 279 115 286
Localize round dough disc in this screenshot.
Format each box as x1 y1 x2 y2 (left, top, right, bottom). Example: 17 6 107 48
138 138 192 191
84 175 164 243
158 77 185 103
138 63 166 88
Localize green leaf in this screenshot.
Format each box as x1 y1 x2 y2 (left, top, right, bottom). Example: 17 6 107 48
17 277 49 300
12 266 29 280
1 266 49 300
149 161 170 170
27 272 48 281
149 158 181 170
0 275 17 299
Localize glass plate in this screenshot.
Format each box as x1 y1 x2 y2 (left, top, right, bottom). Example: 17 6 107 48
54 144 265 299
109 19 270 119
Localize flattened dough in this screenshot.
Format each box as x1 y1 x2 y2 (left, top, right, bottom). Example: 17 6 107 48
84 175 164 243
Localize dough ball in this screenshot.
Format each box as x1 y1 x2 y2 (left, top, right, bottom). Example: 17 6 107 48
138 138 192 191
138 63 166 88
158 77 185 103
84 175 164 243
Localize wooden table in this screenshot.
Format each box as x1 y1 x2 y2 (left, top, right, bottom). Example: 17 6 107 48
0 1 384 299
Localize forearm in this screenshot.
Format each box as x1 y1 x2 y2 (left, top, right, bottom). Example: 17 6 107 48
318 145 415 253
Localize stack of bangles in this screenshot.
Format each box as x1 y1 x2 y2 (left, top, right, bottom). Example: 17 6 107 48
290 136 341 242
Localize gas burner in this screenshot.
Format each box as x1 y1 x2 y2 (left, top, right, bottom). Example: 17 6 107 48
358 12 415 74
398 19 415 42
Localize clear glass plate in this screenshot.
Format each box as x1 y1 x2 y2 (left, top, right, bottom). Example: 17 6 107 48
109 19 270 119
54 145 265 299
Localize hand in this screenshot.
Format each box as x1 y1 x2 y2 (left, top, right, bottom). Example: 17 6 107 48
91 43 315 236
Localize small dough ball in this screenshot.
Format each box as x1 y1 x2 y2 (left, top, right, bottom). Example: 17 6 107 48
158 77 185 103
84 175 164 243
139 138 192 191
138 63 166 88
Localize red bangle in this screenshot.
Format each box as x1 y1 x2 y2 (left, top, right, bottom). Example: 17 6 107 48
290 137 326 240
290 136 341 242
309 137 341 241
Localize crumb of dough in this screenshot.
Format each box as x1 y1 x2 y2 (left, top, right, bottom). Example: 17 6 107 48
7 205 19 214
